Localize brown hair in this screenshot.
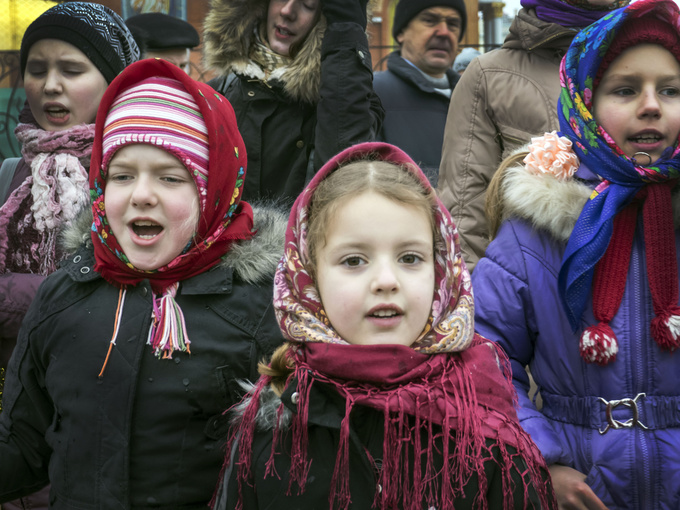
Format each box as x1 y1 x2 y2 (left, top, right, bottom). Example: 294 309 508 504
258 343 295 396
485 151 528 240
306 158 438 277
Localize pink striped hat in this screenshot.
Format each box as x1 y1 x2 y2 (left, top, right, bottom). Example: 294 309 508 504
101 76 209 204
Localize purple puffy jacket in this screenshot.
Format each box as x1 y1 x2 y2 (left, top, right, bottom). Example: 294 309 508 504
471 163 680 510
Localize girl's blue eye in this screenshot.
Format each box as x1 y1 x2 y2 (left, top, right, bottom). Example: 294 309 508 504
661 87 680 97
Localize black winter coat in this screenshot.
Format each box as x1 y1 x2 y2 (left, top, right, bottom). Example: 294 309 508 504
204 0 383 204
373 51 460 185
0 206 288 509
216 378 548 509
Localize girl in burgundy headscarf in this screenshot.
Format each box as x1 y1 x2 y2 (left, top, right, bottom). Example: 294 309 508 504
214 142 555 510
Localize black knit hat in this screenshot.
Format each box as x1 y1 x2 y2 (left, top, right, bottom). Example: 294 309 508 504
125 13 199 52
392 0 467 42
20 2 140 84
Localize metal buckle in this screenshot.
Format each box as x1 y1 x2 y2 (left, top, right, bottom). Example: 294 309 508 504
598 393 649 434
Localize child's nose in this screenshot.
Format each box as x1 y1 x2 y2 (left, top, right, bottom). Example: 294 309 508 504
131 177 157 207
43 69 62 95
370 263 400 293
638 90 662 118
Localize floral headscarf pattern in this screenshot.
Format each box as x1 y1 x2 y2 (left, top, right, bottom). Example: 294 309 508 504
90 59 254 293
557 0 680 329
273 142 475 354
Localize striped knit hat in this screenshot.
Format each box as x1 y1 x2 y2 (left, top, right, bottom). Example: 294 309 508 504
90 59 253 365
101 76 209 205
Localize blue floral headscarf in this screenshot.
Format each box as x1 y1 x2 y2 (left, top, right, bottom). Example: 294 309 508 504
557 0 680 331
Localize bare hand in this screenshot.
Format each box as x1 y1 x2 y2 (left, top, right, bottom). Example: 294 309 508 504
549 464 609 510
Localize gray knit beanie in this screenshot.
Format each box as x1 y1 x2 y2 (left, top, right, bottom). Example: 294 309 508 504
20 2 140 84
392 0 467 42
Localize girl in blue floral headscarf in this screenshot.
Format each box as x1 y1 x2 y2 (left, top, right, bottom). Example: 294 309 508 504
472 0 680 508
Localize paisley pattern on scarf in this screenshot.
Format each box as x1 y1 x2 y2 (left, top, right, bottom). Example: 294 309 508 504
557 0 680 329
273 142 475 354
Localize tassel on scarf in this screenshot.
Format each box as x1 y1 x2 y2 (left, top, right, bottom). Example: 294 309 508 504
99 288 127 378
581 182 680 363
651 308 680 351
580 322 618 364
579 200 637 365
644 183 680 352
147 283 191 359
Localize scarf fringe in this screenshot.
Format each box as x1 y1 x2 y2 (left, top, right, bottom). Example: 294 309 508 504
221 346 554 510
580 322 619 365
146 283 191 359
286 366 313 495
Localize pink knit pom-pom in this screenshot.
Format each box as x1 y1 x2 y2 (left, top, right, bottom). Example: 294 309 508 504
651 310 680 352
580 322 618 365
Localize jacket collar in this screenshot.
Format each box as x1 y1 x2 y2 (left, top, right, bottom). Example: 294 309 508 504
503 7 577 53
386 51 460 95
500 161 680 242
60 203 287 285
202 0 326 103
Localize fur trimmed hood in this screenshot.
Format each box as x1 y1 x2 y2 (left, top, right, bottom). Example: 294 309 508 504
203 0 326 103
498 159 680 243
60 203 288 284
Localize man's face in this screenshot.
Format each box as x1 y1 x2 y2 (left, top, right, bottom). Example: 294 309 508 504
397 6 461 79
144 48 192 74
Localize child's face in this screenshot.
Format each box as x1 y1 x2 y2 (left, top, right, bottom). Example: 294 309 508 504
315 191 435 347
24 39 108 132
594 44 680 164
104 144 200 271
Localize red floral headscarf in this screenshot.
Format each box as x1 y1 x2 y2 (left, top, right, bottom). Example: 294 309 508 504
90 59 254 292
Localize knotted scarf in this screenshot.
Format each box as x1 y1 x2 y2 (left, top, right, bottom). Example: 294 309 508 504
250 26 292 77
557 0 680 363
521 0 628 28
0 120 94 275
223 142 554 510
90 59 254 362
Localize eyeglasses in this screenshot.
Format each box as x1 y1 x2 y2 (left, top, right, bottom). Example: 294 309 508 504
417 12 461 34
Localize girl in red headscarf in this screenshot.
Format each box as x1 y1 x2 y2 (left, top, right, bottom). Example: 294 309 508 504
0 58 287 508
214 142 555 510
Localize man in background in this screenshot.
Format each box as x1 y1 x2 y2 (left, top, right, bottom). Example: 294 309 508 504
126 12 199 74
373 0 466 184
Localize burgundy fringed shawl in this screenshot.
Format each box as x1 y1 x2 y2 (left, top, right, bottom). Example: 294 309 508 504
218 143 555 509
230 341 553 510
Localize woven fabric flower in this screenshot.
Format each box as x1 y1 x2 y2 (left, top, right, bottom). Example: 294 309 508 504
523 131 579 180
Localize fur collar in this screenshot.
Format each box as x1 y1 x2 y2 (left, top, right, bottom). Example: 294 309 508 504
59 203 288 284
202 0 326 103
230 380 292 431
500 162 680 242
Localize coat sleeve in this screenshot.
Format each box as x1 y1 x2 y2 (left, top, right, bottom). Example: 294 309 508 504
437 57 500 272
313 21 383 171
471 222 571 466
0 285 52 503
